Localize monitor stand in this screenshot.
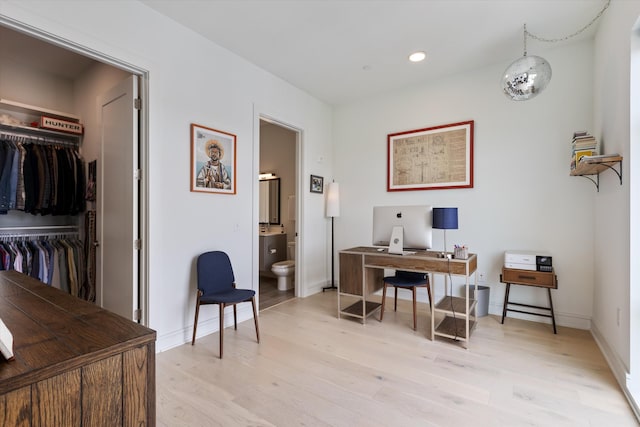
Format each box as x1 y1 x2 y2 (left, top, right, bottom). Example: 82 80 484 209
388 226 404 255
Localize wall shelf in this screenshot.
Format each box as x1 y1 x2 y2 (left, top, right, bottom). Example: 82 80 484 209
570 155 622 192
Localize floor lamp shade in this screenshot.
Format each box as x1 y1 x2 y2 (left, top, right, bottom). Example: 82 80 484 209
432 207 458 230
326 182 340 217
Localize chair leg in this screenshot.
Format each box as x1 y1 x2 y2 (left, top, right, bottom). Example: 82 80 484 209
394 287 398 312
251 296 260 343
191 300 200 345
412 287 418 330
219 303 224 359
426 281 433 307
380 283 388 321
233 304 238 330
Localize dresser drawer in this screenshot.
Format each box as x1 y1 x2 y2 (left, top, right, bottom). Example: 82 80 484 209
501 267 557 288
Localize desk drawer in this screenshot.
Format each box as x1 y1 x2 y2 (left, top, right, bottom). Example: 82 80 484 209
501 267 556 288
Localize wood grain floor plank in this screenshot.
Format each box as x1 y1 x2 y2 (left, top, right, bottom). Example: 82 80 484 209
157 292 639 426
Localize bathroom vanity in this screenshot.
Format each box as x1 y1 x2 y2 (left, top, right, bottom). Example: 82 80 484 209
259 232 286 275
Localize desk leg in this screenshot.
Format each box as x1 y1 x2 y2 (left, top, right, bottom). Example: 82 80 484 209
547 288 557 334
501 283 511 324
430 274 435 340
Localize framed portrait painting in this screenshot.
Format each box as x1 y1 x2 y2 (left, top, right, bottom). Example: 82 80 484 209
191 123 237 194
387 120 474 191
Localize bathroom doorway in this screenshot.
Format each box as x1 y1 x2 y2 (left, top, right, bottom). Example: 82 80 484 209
258 118 298 310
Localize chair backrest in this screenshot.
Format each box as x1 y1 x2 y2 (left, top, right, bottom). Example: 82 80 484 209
396 270 428 282
197 251 235 294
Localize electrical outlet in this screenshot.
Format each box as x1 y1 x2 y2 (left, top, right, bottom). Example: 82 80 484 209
478 272 486 283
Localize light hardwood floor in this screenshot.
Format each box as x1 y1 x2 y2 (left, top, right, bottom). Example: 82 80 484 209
157 291 639 426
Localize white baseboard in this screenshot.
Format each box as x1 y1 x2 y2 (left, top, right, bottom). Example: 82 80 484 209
591 323 640 421
156 305 254 353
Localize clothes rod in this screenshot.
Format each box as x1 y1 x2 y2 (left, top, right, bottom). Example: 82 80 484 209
0 225 79 231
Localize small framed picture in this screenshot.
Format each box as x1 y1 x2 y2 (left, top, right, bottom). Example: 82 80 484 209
310 175 324 193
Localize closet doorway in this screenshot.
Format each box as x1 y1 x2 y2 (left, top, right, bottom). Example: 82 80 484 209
0 22 148 324
258 118 299 310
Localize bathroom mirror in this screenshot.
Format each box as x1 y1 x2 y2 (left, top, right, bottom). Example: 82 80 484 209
259 178 280 224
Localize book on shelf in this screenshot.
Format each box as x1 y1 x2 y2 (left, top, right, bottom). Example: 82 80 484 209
574 149 595 164
579 153 620 162
0 318 15 361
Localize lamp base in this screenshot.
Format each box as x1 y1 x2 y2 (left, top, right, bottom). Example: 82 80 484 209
322 285 337 292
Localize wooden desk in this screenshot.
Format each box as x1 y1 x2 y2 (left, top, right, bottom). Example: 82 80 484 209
500 267 558 334
0 270 156 426
339 247 478 345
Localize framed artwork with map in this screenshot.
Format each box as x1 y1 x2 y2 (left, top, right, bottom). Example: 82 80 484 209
387 120 474 191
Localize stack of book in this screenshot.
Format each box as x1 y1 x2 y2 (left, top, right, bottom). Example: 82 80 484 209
571 131 599 169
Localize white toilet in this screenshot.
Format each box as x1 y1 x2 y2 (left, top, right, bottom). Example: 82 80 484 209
271 241 295 291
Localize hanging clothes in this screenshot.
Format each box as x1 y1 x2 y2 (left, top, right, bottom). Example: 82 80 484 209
0 137 85 216
0 235 87 300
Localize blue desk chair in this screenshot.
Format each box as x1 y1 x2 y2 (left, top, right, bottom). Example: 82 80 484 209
191 251 260 358
380 271 432 330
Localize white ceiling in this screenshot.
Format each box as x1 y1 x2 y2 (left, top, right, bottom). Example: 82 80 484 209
142 0 610 105
0 1 610 105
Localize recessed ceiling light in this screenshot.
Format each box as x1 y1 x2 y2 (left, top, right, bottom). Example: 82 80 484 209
409 51 426 63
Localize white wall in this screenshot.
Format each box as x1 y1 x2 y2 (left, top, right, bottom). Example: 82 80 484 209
0 0 333 351
592 0 640 413
0 61 74 112
334 40 596 329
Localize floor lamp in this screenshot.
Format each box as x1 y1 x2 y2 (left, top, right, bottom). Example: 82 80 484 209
432 207 458 258
323 182 340 292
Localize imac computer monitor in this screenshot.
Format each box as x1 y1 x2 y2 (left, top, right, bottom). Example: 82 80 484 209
372 205 433 253
373 205 433 253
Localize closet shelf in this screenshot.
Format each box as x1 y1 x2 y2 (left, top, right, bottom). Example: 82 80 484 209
0 98 80 121
1 97 81 142
0 122 81 141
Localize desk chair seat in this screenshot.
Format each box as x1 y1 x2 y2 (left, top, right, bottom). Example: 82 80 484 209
380 271 431 330
191 251 260 358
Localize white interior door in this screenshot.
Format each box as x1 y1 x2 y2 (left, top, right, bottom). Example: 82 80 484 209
98 75 140 320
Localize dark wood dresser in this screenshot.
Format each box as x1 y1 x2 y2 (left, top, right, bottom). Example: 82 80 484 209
0 270 156 426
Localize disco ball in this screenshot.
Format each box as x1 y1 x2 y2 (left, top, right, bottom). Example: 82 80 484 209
501 55 552 101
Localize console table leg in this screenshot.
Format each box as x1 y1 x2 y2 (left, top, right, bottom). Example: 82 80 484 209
547 288 557 334
501 283 511 324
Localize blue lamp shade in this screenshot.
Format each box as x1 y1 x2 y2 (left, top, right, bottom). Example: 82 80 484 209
432 207 458 230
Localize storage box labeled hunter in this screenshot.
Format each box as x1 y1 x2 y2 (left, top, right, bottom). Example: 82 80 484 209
40 116 83 134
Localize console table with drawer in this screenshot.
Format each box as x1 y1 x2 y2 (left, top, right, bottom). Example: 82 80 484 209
500 267 558 334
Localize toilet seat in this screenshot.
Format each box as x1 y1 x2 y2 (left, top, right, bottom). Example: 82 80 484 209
272 260 295 271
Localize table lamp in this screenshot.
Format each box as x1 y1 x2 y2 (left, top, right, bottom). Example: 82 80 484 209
432 207 458 258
